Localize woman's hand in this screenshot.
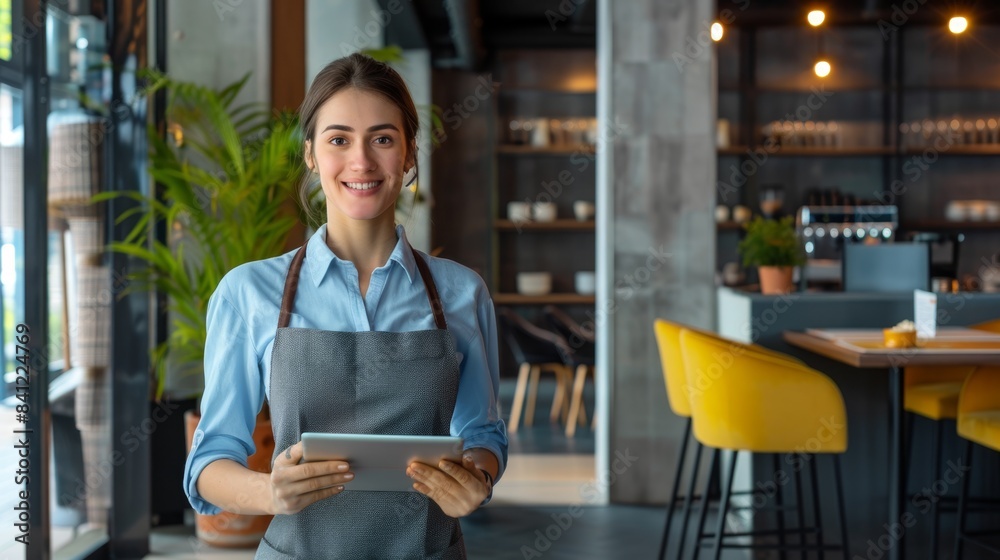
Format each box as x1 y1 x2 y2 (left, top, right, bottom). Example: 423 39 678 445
407 454 490 518
268 442 354 515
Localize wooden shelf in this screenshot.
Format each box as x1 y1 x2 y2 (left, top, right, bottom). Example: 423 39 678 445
493 293 596 306
499 88 597 95
494 219 595 231
717 221 745 230
901 221 1000 231
903 146 1000 156
719 146 895 157
497 144 596 155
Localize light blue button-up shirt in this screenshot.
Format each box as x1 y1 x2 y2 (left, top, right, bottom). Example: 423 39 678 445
183 224 508 515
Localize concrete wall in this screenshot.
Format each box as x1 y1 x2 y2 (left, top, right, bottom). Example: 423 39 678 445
167 0 270 107
597 0 717 503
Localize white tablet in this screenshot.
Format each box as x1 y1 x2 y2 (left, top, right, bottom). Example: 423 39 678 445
300 432 465 492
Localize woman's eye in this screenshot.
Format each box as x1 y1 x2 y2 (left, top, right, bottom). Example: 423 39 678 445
330 137 347 146
373 136 392 145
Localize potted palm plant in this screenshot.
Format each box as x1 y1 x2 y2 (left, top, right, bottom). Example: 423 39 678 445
737 216 805 295
93 69 304 546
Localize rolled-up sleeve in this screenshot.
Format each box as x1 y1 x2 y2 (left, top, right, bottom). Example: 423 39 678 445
183 283 265 515
451 284 509 481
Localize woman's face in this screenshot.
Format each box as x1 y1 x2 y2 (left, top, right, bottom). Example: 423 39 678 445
305 87 412 223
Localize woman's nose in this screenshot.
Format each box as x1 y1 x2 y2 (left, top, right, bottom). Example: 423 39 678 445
348 144 376 171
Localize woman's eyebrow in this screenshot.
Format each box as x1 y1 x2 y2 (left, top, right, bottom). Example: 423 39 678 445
321 123 400 133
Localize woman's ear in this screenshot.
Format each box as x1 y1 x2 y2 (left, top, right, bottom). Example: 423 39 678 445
303 140 314 171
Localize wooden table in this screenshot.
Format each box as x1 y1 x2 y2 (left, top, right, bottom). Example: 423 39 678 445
783 328 1000 560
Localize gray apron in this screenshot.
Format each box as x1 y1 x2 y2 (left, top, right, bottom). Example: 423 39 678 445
255 241 466 560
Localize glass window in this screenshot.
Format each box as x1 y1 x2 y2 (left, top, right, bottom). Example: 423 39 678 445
0 0 10 61
0 83 23 393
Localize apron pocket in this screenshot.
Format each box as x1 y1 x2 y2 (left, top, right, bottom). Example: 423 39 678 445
254 535 295 560
428 534 467 560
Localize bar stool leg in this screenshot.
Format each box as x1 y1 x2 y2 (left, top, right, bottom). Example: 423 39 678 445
929 420 943 560
690 447 720 560
809 457 826 558
792 455 808 560
525 365 542 427
833 455 850 560
659 418 693 560
902 412 915 500
507 362 531 434
774 454 789 560
677 440 706 560
550 367 567 423
953 440 973 560
711 451 739 560
565 364 588 438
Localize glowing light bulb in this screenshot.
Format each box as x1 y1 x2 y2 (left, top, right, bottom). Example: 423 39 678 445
814 60 832 78
711 22 724 42
949 16 968 34
807 10 826 27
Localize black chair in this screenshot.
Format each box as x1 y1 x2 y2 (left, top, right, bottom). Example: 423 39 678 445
497 309 575 434
543 305 596 437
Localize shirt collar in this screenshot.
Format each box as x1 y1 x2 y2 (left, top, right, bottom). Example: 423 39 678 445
306 223 418 287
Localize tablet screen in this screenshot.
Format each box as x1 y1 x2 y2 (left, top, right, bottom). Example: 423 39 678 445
300 433 465 492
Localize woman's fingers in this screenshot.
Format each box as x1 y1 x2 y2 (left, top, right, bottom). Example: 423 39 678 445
273 442 303 467
270 442 352 514
407 460 487 517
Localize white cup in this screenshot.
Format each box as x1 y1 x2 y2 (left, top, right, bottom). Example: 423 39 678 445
532 202 558 222
574 271 596 295
507 201 532 222
573 201 595 221
517 272 552 296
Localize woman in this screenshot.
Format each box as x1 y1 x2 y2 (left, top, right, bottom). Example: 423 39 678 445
183 53 508 559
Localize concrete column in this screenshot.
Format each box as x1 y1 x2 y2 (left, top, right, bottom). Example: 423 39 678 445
597 0 717 503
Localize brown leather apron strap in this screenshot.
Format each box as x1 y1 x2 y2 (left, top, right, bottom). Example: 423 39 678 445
277 243 309 329
411 248 448 330
276 240 447 331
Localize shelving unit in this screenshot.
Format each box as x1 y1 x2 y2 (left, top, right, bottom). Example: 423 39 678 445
497 144 596 156
493 294 596 306
494 219 595 231
489 50 597 313
716 21 1000 281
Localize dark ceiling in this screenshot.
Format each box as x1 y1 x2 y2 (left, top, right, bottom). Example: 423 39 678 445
378 0 596 70
379 0 999 70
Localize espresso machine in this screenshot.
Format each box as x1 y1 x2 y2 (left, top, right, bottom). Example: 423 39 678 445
797 205 899 287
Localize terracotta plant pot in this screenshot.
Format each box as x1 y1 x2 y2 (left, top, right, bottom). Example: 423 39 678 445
758 265 795 295
184 409 274 548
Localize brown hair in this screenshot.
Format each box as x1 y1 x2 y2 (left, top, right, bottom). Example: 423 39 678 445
297 52 419 226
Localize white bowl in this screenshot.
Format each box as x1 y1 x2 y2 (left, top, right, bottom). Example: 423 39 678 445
507 201 532 222
517 272 552 296
532 202 558 222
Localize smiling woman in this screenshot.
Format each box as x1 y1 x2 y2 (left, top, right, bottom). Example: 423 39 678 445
183 53 507 560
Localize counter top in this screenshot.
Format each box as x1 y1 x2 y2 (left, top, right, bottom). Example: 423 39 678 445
718 286 1000 303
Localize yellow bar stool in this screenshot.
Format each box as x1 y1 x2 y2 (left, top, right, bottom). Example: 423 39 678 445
654 320 807 560
903 318 1000 558
680 328 850 560
953 365 1000 559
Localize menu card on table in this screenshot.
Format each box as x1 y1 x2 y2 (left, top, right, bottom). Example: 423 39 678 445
914 289 937 339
